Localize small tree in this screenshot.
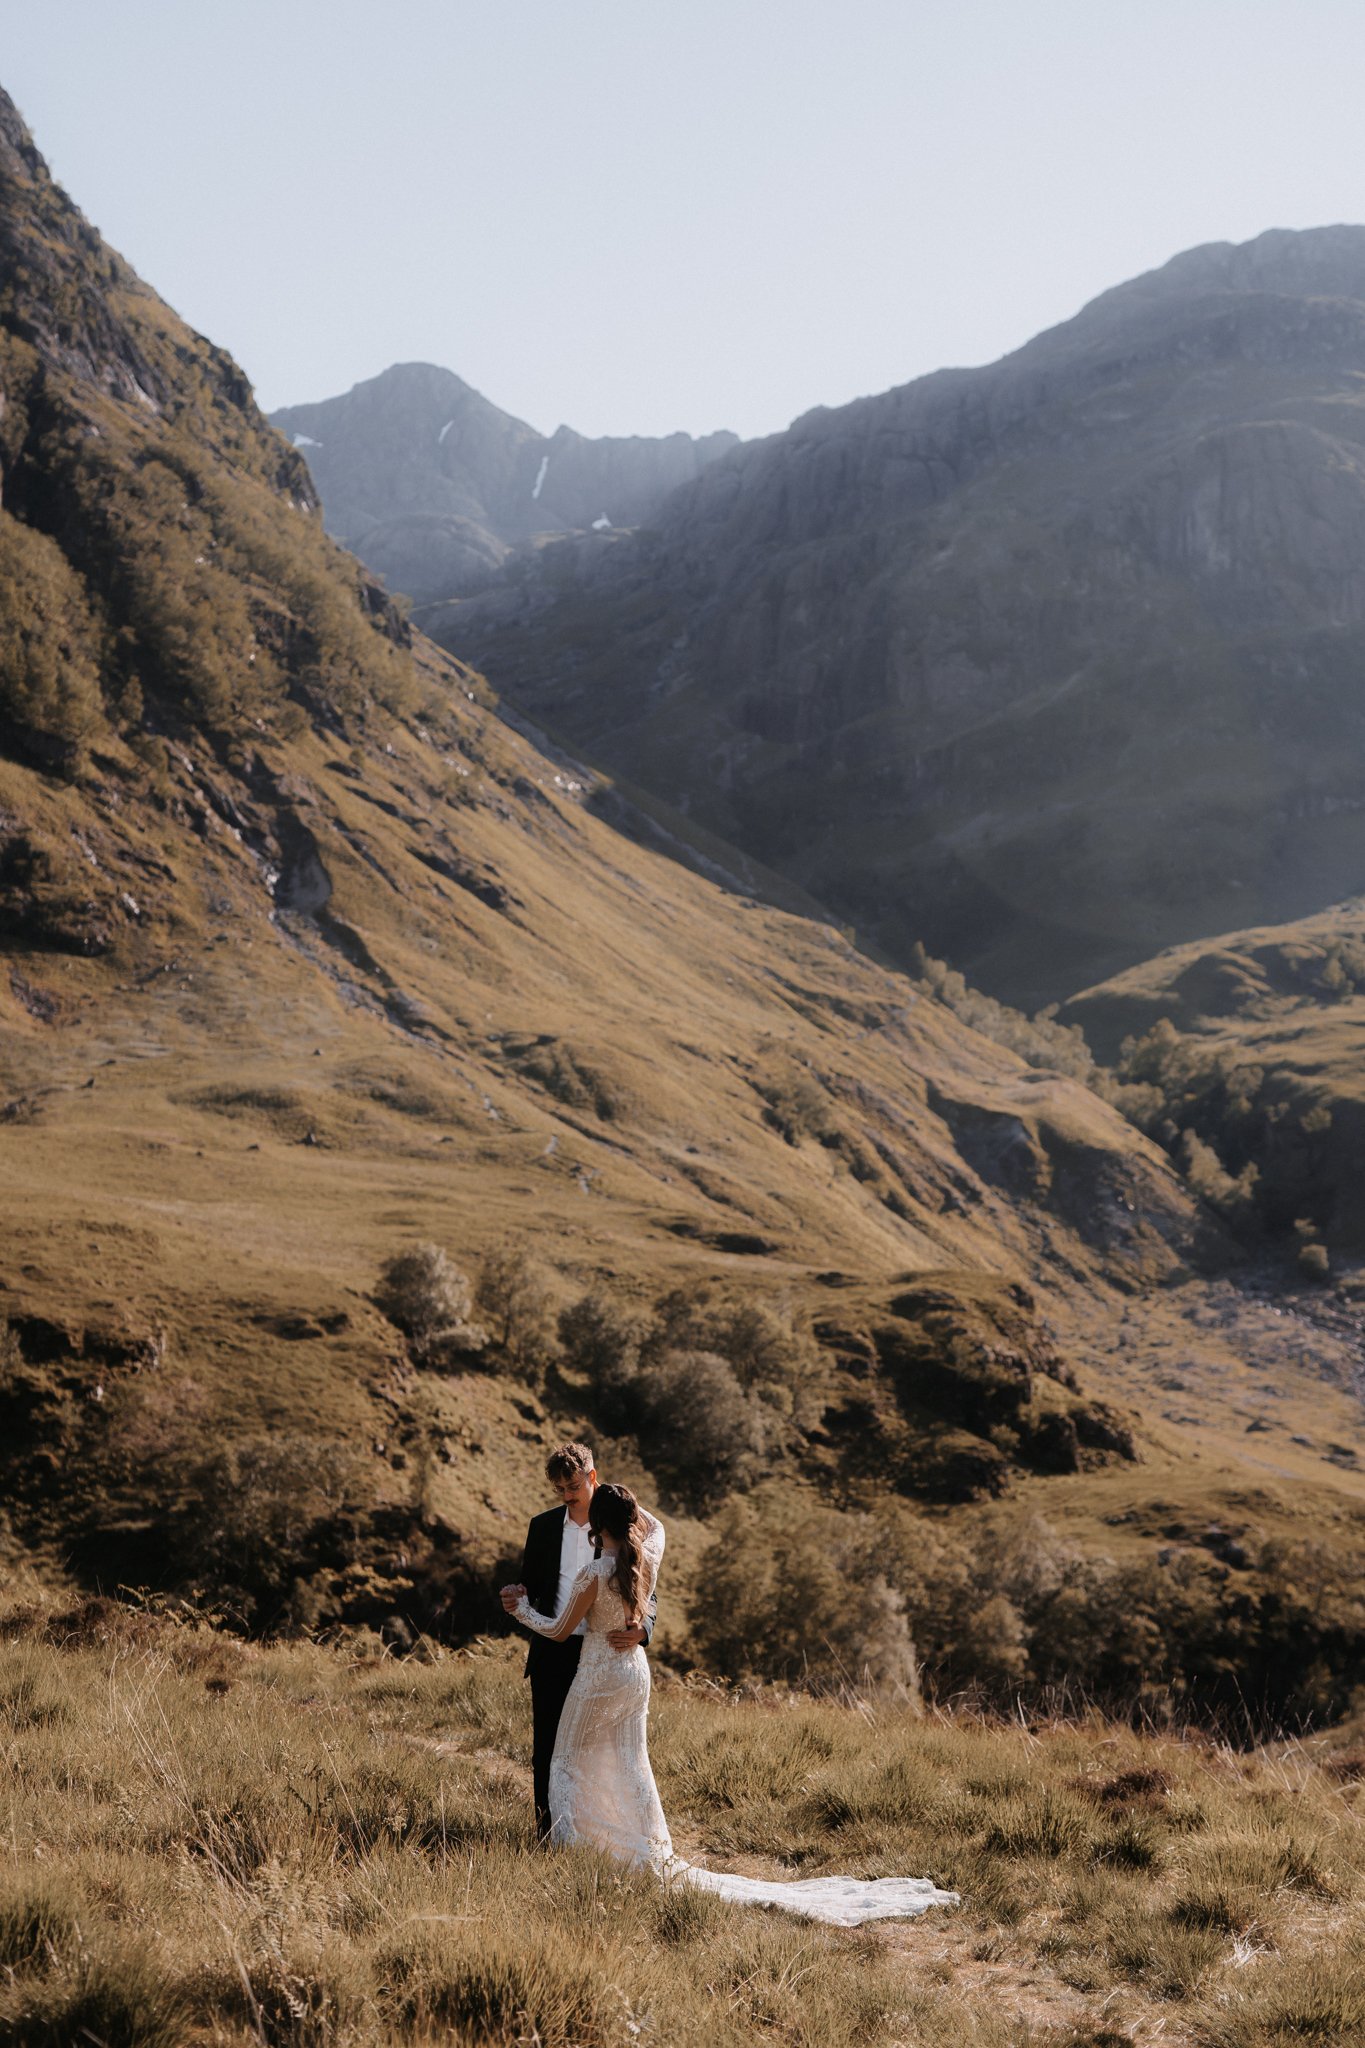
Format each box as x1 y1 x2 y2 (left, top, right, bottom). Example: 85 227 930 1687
644 1285 824 1437
690 1487 919 1698
633 1349 766 1504
475 1240 559 1384
558 1290 644 1428
374 1244 486 1364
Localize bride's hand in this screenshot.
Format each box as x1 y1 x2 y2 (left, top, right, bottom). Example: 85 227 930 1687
499 1583 527 1614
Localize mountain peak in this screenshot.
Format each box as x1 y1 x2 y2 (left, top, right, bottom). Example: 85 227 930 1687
0 85 44 179
1130 222 1365 300
1054 223 1365 353
272 366 740 601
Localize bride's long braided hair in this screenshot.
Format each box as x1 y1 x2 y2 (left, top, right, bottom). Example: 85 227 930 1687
589 1483 644 1624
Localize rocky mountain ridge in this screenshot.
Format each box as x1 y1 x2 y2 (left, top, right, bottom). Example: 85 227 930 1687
431 225 1365 1012
270 362 738 603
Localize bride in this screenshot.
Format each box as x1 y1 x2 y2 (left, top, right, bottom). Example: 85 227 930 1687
511 1482 958 1925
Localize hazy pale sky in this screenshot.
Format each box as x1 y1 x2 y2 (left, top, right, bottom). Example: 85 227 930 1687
6 1 1365 440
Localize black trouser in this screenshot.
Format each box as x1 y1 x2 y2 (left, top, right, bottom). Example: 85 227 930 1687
529 1637 582 1840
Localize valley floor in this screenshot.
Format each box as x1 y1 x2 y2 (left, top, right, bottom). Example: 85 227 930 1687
0 1609 1360 2048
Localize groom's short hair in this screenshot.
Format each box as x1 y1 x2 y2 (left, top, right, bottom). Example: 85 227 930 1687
546 1441 594 1481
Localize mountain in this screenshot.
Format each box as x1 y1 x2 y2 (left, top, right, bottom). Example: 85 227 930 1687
270 362 739 602
1 88 1363 1710
430 226 1365 1014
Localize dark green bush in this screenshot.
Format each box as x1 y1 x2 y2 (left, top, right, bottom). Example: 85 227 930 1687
688 1486 918 1693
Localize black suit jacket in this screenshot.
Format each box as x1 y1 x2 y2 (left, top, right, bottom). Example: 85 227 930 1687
516 1504 656 1679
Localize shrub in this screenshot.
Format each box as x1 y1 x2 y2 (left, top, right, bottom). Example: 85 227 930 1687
178 1433 371 1629
557 1291 644 1428
688 1486 919 1696
1108 1022 1339 1245
0 511 103 766
755 1060 840 1144
633 1349 766 1505
647 1287 823 1435
868 1499 1365 1723
475 1240 558 1384
374 1244 486 1363
1178 1129 1259 1227
910 942 1097 1079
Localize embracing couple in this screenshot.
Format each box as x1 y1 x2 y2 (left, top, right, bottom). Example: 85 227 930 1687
499 1441 670 1866
499 1440 960 1926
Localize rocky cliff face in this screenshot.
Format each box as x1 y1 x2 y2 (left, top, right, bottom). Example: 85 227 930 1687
437 226 1365 1011
270 363 738 602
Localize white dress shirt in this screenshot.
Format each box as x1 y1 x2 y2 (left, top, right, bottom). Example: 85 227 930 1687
555 1509 596 1636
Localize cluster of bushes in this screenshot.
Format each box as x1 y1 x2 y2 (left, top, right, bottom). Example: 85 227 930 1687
909 942 1096 1080
374 1246 827 1509
558 1282 824 1504
903 932 1355 1269
0 510 102 765
694 1487 1365 1727
374 1238 558 1383
9 1290 1364 1726
688 1488 917 1696
0 1315 489 1638
1108 1020 1335 1263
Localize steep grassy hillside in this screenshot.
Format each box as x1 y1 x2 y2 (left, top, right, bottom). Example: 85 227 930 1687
434 226 1365 1011
1 85 1363 1713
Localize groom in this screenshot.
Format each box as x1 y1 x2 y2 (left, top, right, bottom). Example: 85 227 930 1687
500 1440 654 1840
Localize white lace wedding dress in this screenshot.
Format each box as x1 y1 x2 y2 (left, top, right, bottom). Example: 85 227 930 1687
514 1520 958 1926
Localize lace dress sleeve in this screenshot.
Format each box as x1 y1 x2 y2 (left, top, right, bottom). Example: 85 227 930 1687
639 1513 665 1617
514 1565 597 1640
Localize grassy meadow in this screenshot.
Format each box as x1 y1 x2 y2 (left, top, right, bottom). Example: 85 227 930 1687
1 1610 1362 2048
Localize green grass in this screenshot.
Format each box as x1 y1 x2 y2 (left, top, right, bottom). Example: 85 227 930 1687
0 1621 1360 2046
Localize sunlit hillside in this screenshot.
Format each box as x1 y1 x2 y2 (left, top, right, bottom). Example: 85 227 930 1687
1 82 1364 1719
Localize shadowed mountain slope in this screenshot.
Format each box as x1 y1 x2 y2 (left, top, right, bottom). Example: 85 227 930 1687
270 363 738 603
1 89 1363 1695
434 226 1365 1012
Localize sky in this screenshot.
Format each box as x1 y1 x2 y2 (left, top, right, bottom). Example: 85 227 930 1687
6 1 1365 441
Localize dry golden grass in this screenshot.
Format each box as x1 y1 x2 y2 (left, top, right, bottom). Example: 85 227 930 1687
1 1622 1361 2047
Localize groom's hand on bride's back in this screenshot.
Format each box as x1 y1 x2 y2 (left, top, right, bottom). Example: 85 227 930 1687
499 1583 527 1615
606 1624 647 1651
